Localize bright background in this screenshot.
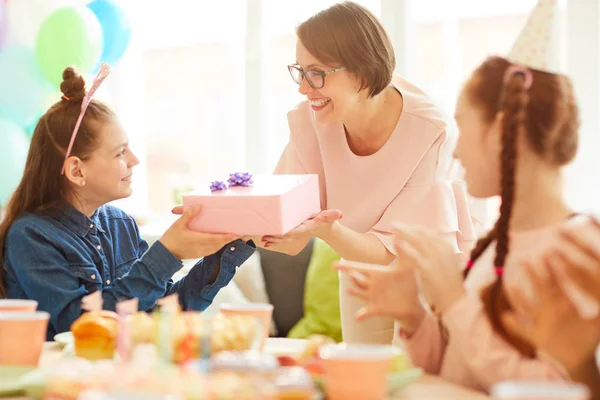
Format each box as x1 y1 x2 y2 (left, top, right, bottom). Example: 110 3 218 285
1 0 599 227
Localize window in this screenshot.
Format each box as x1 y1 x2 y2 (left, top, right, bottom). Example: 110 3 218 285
108 0 598 225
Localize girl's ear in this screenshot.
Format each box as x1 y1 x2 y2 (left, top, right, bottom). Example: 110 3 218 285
63 157 86 187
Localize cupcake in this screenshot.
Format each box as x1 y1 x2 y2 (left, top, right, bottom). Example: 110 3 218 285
71 311 118 360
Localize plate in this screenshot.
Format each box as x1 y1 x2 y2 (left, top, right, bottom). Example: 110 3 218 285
387 368 423 394
0 366 35 397
53 331 73 347
263 337 309 357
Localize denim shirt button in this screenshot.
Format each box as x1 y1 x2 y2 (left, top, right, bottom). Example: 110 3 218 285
91 274 96 280
230 246 235 252
96 245 101 250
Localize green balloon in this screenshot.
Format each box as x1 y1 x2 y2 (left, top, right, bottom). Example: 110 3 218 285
0 118 30 206
35 7 103 86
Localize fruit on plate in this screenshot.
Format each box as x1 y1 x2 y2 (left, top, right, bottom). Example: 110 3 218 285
301 358 324 377
299 335 334 361
274 335 334 386
277 355 299 367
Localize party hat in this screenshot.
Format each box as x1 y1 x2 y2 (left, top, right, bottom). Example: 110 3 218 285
507 0 559 72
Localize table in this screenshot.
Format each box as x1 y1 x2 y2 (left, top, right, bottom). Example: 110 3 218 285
394 375 489 399
6 341 490 400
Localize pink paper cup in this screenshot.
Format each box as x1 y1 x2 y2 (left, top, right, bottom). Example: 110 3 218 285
0 311 50 366
0 299 38 312
219 303 274 350
319 343 394 400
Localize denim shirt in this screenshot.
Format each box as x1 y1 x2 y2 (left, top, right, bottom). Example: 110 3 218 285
4 203 255 340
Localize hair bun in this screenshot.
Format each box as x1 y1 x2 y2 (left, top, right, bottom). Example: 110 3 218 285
60 66 86 102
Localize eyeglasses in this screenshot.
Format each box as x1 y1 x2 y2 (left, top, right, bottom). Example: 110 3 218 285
287 64 345 89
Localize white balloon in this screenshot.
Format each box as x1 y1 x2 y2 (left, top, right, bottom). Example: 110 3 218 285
6 0 84 47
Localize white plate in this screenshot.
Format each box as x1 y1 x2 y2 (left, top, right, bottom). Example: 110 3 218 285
53 331 74 347
263 337 309 357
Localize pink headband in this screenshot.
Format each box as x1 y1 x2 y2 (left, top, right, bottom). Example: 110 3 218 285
61 63 111 175
504 65 533 90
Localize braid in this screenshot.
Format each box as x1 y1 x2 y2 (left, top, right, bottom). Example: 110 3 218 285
463 227 496 279
493 70 523 268
482 70 535 357
463 57 580 358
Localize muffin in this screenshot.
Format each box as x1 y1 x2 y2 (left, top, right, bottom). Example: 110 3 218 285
71 311 118 360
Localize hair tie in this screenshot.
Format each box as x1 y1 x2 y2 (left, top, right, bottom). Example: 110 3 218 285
504 65 533 90
466 260 503 276
62 95 71 101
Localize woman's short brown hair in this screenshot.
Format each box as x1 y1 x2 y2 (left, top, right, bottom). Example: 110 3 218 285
297 1 395 97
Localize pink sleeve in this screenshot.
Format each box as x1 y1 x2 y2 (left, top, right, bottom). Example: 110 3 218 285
275 103 327 209
367 132 476 256
368 181 476 256
401 312 447 374
273 141 307 175
442 293 569 392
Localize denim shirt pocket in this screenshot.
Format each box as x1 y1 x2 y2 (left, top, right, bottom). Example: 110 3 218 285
71 264 103 292
114 256 137 279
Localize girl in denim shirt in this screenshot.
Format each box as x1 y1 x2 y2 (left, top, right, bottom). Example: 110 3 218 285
0 65 255 339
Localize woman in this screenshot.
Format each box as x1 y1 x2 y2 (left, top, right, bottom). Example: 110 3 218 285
261 1 475 343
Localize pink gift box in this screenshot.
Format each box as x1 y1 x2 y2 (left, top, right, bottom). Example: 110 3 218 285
182 174 321 236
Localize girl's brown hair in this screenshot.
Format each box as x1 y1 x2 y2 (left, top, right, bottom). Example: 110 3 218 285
297 1 395 97
0 67 115 298
464 56 579 356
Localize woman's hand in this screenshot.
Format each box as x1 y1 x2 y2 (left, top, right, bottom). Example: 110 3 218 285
261 209 343 247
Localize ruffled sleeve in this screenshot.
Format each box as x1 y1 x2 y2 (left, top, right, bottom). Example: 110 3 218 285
369 180 476 258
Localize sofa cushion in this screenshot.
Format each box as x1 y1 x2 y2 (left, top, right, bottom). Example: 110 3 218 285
258 240 313 336
288 238 342 342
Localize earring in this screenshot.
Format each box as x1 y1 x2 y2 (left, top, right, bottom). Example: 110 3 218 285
81 180 86 187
